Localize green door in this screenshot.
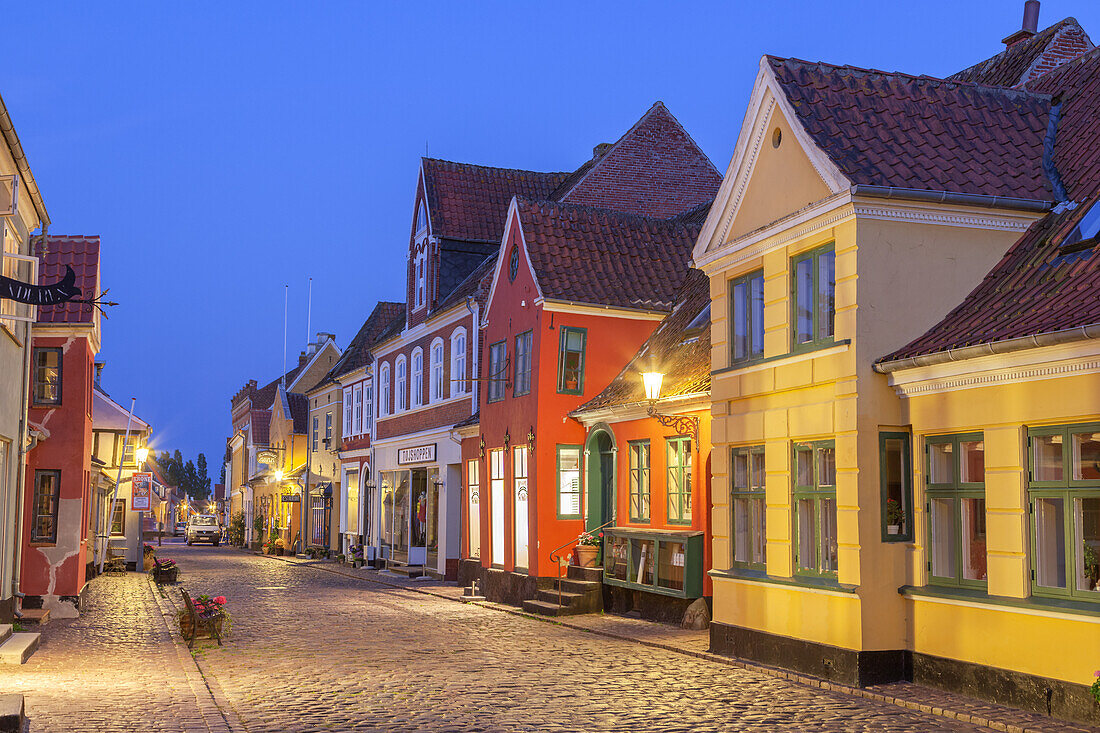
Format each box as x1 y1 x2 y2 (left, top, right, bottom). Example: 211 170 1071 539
586 432 615 531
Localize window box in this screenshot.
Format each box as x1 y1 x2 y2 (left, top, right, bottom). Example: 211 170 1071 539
602 527 704 598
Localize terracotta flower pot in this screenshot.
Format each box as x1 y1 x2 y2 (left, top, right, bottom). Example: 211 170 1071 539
575 544 600 568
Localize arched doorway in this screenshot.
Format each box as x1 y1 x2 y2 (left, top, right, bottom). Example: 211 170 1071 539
585 427 616 531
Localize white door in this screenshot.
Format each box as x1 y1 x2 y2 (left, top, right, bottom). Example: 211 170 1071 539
513 446 529 570
467 460 481 559
490 449 504 566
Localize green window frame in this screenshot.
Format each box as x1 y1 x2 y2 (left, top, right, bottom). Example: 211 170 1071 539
110 498 126 536
790 243 836 352
1028 422 1100 602
731 445 766 570
628 441 651 523
30 470 60 543
792 440 837 578
513 330 532 397
487 340 507 403
556 327 587 395
556 445 583 520
880 432 913 542
925 432 987 589
729 269 765 365
666 437 692 525
32 347 62 405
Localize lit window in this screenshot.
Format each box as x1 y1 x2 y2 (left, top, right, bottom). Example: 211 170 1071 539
927 433 986 587
731 445 765 569
33 348 62 405
793 440 838 577
557 327 586 395
667 438 692 524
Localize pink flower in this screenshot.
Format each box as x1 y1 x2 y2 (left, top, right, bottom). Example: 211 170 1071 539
213 596 226 605
1094 670 1100 678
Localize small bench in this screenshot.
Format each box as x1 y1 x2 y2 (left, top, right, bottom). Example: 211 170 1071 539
151 560 178 585
180 590 223 648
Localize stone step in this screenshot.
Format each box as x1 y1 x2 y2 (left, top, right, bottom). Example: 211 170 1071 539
0 625 10 645
536 589 586 606
553 577 601 595
0 632 40 664
21 608 49 625
0 693 24 733
566 565 603 583
521 599 585 617
385 562 423 578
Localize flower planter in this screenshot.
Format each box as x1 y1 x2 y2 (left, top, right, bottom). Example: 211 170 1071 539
575 545 600 568
887 525 900 536
179 613 224 640
353 559 364 569
153 566 178 584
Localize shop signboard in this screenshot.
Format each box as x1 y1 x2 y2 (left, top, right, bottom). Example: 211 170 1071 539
132 472 153 511
281 494 301 503
398 444 436 465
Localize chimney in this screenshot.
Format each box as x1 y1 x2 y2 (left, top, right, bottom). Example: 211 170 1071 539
94 361 105 387
299 352 309 367
1003 1 1040 47
593 143 613 160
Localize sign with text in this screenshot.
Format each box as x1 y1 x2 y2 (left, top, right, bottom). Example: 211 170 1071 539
132 473 153 511
398 444 436 465
281 494 301 503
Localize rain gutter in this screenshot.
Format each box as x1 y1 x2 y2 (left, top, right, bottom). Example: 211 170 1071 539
851 184 1052 213
0 94 48 227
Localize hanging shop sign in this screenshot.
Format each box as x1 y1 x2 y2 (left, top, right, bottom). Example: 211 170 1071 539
281 494 301 503
132 472 153 511
0 264 81 306
398 443 436 465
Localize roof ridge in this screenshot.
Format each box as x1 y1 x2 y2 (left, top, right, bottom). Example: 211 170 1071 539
1025 45 1100 89
515 195 704 230
421 157 569 177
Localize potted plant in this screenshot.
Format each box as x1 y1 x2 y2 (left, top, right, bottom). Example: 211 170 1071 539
335 553 346 564
575 530 602 568
178 594 231 639
228 511 246 546
274 537 287 556
886 499 905 535
142 544 157 572
351 545 365 569
251 516 265 551
1084 543 1100 591
153 558 178 584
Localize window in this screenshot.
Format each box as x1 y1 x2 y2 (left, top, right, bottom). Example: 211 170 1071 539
793 440 838 577
343 388 353 436
1029 423 1100 601
514 331 532 396
557 327 586 394
729 269 764 364
557 446 582 519
926 433 986 587
325 412 333 445
514 445 529 570
33 348 62 405
395 357 407 412
31 470 60 543
488 341 507 403
379 365 391 416
414 251 427 309
111 498 126 536
430 339 445 402
791 244 836 351
731 445 766 569
363 386 373 431
667 438 693 524
411 349 423 408
312 416 319 452
121 440 136 466
490 449 505 566
466 459 480 559
628 441 651 522
880 432 913 542
451 329 467 394
353 384 363 434
415 199 428 234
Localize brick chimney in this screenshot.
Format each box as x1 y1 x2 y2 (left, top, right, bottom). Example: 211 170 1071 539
1003 0 1040 47
93 361 105 387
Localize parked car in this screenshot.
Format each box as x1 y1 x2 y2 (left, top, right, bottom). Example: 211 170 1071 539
174 521 187 536
186 515 221 546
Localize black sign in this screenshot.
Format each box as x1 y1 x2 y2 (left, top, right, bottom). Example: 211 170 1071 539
281 494 301 503
0 265 81 306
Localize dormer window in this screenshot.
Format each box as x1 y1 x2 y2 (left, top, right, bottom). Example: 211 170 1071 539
1062 201 1100 253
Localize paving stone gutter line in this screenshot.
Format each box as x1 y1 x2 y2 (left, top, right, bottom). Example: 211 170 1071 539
252 548 1078 733
145 576 249 733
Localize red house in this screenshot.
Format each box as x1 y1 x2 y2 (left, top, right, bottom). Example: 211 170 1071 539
459 103 721 608
21 236 101 618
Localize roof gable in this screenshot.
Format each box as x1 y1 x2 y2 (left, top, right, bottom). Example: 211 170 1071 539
554 102 722 218
950 18 1094 88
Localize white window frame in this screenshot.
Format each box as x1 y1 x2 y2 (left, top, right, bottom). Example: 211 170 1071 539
414 249 427 310
363 383 373 432
395 356 407 412
343 387 353 437
430 337 445 402
451 327 467 395
352 384 363 435
379 364 391 416
411 348 424 408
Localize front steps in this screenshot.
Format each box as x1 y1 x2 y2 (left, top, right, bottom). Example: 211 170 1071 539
522 565 602 616
384 561 424 579
0 624 40 664
20 608 50 625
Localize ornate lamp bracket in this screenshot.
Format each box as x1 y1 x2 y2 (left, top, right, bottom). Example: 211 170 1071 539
646 404 699 447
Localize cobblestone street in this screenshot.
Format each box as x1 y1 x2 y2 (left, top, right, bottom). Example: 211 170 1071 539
7 545 1082 732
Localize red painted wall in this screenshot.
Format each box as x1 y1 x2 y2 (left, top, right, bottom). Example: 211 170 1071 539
22 335 95 600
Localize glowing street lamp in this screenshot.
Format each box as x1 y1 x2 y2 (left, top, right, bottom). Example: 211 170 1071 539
135 446 149 465
274 468 284 482
641 357 699 445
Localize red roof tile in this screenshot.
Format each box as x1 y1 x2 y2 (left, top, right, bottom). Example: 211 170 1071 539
769 57 1053 202
880 49 1100 363
950 18 1094 88
250 410 271 446
36 235 99 325
315 301 405 387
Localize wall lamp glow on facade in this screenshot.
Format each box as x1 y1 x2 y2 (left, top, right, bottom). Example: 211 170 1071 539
641 363 699 446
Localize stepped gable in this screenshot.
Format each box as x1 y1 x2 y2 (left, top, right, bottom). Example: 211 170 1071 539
422 158 569 245
551 102 722 218
573 268 711 413
879 49 1100 364
36 235 99 325
950 18 1094 88
314 301 405 387
517 197 701 313
769 56 1053 202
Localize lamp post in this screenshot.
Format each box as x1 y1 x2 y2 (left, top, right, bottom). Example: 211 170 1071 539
641 361 699 446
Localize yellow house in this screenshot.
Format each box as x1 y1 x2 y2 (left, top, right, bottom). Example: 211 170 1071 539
255 383 310 549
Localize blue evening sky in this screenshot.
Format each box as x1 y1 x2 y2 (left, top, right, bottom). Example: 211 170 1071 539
7 1 1097 471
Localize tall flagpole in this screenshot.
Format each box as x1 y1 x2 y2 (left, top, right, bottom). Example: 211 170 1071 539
282 284 288 387
306 277 312 345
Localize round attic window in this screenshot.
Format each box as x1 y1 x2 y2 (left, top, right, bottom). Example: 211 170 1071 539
772 127 782 148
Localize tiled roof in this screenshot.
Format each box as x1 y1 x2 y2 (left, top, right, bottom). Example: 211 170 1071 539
92 387 151 432
436 253 496 313
317 301 405 387
422 159 569 244
949 18 1094 88
453 411 480 429
880 49 1100 363
769 56 1053 202
250 410 271 446
517 198 704 312
37 235 99 325
552 102 722 218
573 269 711 413
287 392 309 435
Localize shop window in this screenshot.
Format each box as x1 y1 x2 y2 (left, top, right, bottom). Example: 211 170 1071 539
490 450 505 566
488 341 507 403
1029 423 1100 601
430 339 445 402
880 432 913 542
793 440 837 577
557 327 586 395
791 244 835 351
729 269 764 364
111 498 126 536
628 441 650 523
667 437 692 525
926 433 986 587
731 445 766 569
557 445 582 519
514 445 529 570
411 349 423 408
466 459 480 559
33 348 62 405
514 330 532 397
31 470 60 543
451 329 467 394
